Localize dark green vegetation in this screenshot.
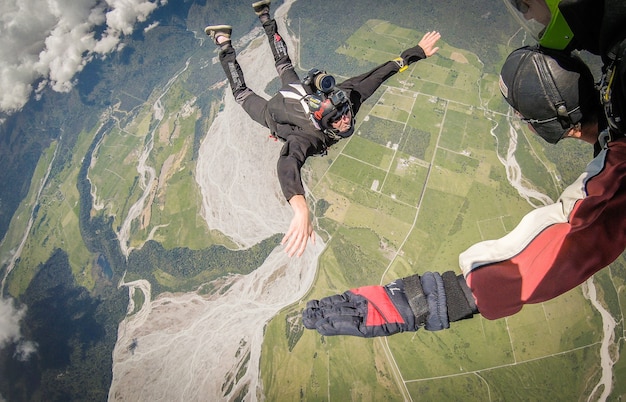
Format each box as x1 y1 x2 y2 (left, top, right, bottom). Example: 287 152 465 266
126 236 281 294
293 0 518 77
0 250 127 401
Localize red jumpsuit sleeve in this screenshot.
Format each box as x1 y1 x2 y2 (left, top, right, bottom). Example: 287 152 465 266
460 138 626 320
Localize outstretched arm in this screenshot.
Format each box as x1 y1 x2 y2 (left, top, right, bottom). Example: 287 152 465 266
461 141 626 319
339 31 441 108
303 271 477 337
282 194 315 257
276 137 320 257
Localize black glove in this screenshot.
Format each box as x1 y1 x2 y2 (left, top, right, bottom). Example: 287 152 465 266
303 271 476 337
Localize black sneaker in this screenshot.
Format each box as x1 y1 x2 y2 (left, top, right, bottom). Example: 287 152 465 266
252 0 271 16
204 24 232 45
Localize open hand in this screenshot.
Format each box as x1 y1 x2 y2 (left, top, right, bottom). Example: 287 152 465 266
418 31 441 57
282 194 315 257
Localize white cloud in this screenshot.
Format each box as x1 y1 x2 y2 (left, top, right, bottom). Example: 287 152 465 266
0 0 166 114
0 298 25 347
145 22 161 33
0 297 38 361
15 340 38 361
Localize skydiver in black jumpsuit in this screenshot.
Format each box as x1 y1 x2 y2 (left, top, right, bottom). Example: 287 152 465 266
206 0 441 257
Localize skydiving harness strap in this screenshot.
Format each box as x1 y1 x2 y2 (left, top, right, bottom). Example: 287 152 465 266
277 83 330 154
598 38 626 146
279 83 311 114
534 51 575 129
278 83 344 142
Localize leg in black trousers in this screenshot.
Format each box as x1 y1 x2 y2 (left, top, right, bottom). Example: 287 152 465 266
216 17 299 128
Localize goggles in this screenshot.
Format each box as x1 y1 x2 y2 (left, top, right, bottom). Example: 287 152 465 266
503 0 574 50
329 103 350 123
517 105 580 144
327 89 350 122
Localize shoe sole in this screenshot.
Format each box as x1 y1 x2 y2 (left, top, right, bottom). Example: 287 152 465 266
204 24 232 36
252 0 271 14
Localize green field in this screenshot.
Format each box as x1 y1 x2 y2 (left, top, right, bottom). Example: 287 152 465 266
3 68 228 296
261 20 625 401
1 133 95 294
1 12 623 401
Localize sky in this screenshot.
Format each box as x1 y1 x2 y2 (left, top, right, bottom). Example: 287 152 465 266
0 0 167 115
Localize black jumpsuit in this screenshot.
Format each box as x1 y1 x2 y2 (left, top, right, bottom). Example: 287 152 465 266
218 18 424 201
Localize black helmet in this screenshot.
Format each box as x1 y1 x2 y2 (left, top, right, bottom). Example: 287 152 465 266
308 88 354 138
499 46 597 143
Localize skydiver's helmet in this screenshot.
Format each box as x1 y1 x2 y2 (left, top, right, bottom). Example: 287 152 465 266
303 69 355 139
499 46 598 143
503 0 574 50
308 90 355 138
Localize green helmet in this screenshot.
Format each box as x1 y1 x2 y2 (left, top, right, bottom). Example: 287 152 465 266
503 0 574 50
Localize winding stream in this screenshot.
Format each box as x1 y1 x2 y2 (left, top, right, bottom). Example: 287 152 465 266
108 2 323 401
115 59 191 258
